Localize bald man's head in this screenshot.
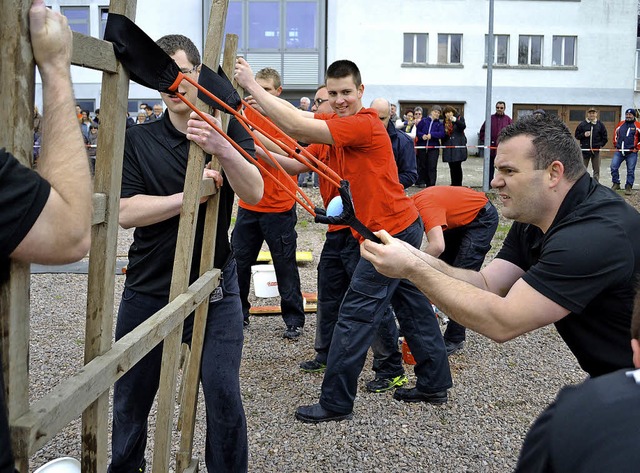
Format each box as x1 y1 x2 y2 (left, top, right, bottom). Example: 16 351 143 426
370 98 391 127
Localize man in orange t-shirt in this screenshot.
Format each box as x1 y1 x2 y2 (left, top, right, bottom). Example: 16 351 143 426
231 68 304 338
235 58 452 423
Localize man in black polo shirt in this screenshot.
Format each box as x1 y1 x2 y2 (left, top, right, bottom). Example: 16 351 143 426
515 289 640 472
1 2 93 471
109 35 262 473
362 115 640 380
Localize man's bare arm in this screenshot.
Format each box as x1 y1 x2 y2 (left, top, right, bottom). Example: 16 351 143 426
235 58 334 145
361 230 570 342
11 0 92 264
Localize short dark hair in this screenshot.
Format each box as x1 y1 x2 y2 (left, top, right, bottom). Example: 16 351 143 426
442 105 458 116
498 115 585 182
156 34 201 68
326 60 362 88
496 101 506 107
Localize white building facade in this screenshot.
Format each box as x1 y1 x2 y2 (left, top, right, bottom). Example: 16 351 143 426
39 0 638 146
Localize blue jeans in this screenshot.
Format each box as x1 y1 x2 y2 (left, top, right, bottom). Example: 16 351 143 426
231 206 305 327
611 150 638 187
319 219 452 414
314 229 361 364
109 260 247 473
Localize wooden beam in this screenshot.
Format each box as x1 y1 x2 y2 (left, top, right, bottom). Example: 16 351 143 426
91 193 107 225
176 32 238 472
153 2 230 471
71 31 118 73
11 269 220 455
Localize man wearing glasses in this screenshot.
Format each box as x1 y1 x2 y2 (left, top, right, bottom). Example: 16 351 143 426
479 101 512 181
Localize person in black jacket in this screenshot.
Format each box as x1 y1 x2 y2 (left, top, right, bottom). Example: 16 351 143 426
516 288 640 472
574 107 608 182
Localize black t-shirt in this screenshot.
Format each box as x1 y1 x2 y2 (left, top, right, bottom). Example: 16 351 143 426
0 148 50 473
497 174 640 377
121 115 255 298
516 368 640 472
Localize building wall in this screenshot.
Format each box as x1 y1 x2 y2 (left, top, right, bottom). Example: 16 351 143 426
327 0 638 144
38 0 639 137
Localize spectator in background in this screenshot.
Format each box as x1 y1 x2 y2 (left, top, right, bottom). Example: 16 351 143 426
93 108 101 124
370 98 417 189
136 111 147 125
479 101 512 181
148 103 163 121
416 105 445 187
143 104 154 121
399 109 416 137
80 109 93 140
87 123 98 175
611 108 640 195
389 103 399 126
442 105 468 186
575 107 607 183
299 96 311 111
33 105 42 135
125 112 136 129
75 104 83 121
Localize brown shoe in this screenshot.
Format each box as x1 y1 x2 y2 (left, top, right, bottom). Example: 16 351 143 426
625 185 633 195
612 183 621 191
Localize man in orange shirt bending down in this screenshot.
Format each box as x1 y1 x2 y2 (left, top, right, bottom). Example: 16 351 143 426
235 58 452 422
372 186 498 371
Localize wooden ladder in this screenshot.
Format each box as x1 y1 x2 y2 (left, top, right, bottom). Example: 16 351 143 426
0 1 237 471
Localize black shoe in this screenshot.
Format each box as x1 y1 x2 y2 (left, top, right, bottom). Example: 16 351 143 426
283 325 303 339
444 339 465 356
295 403 353 423
394 387 448 404
243 315 250 328
300 359 326 373
365 374 408 393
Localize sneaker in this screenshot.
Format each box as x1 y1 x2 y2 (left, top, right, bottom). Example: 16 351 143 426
283 325 303 339
612 183 621 191
444 339 465 356
365 374 408 393
300 359 326 373
393 387 448 404
625 185 633 195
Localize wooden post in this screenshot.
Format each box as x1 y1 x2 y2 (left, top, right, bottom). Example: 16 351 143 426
0 2 37 471
152 1 230 471
81 1 137 471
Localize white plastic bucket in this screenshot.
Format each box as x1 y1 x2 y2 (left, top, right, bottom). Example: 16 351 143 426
251 264 279 298
34 457 81 473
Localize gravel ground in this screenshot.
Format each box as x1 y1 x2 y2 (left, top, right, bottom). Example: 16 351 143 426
26 158 630 471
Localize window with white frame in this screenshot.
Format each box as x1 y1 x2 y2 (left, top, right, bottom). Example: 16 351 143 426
552 36 576 66
485 35 509 65
438 34 462 64
518 35 543 65
636 49 640 91
99 7 109 40
403 33 428 64
60 6 90 36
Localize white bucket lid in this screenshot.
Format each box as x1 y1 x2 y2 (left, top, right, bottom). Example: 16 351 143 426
34 458 81 473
